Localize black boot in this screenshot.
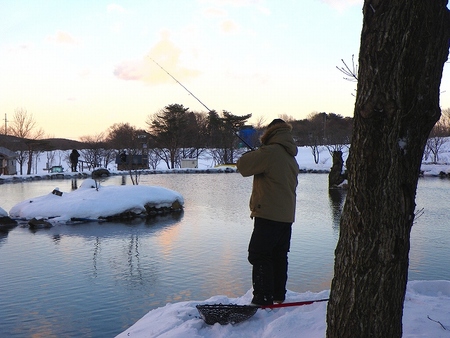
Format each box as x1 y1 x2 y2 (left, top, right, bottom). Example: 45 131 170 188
251 263 273 306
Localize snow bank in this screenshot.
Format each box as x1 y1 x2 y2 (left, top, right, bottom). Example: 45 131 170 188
9 179 184 223
117 281 450 338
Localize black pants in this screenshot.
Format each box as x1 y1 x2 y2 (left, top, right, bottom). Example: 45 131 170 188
248 217 292 304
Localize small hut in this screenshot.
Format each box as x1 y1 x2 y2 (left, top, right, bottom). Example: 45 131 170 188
181 158 198 168
0 147 18 175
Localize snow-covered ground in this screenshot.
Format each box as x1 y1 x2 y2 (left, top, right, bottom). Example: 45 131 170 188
2 145 450 337
115 281 450 338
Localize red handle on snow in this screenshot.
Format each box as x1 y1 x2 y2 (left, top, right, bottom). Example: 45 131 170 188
259 298 329 309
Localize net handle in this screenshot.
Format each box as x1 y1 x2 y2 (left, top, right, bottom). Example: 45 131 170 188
259 298 329 309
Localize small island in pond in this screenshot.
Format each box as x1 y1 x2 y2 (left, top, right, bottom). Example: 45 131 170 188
9 179 184 225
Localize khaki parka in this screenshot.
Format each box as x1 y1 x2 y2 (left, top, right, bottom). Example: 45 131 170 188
237 122 299 223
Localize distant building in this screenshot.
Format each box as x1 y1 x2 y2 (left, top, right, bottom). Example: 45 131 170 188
115 152 149 171
181 158 198 168
0 147 17 175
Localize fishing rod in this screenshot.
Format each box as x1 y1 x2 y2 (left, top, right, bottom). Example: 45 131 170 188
149 57 255 150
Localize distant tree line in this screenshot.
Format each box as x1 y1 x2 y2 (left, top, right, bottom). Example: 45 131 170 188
2 106 450 174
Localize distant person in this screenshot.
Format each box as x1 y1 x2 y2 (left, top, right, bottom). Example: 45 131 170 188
70 149 80 172
236 118 299 306
120 151 127 163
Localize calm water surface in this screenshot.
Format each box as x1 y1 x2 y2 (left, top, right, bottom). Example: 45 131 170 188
0 174 449 337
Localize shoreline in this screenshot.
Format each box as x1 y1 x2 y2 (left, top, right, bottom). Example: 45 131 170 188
1 164 450 185
0 167 336 185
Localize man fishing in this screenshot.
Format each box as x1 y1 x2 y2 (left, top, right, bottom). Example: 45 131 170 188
237 118 299 306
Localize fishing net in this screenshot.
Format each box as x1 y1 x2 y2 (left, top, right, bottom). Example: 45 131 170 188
196 298 329 325
196 304 258 325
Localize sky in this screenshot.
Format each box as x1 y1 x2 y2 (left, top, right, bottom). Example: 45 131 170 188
1 0 449 140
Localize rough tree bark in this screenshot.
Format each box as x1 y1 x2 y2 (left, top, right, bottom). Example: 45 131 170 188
326 1 449 338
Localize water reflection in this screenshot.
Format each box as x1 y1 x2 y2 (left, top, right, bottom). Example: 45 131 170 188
0 229 11 246
92 236 100 277
328 188 346 229
25 212 183 238
71 178 78 190
0 220 18 245
126 234 143 285
1 174 450 338
22 212 185 293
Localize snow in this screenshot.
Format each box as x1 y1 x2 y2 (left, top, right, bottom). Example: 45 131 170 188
2 145 450 337
8 178 184 223
116 281 450 338
0 207 8 217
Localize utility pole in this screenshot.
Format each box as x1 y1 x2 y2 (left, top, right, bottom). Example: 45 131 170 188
3 113 7 135
321 112 327 143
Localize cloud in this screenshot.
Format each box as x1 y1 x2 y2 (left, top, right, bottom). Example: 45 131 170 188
203 7 227 18
47 31 78 45
5 43 33 53
114 32 200 85
107 4 127 33
220 19 240 34
201 0 267 34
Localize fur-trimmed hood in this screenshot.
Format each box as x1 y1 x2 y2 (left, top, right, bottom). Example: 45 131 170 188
260 122 298 157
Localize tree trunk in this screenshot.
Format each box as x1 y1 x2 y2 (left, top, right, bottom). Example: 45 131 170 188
328 150 346 188
27 150 33 175
326 1 449 337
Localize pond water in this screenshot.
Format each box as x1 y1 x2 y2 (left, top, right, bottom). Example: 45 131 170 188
0 173 449 337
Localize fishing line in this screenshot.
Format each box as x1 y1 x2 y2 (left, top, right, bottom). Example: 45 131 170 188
149 57 212 112
149 57 254 150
